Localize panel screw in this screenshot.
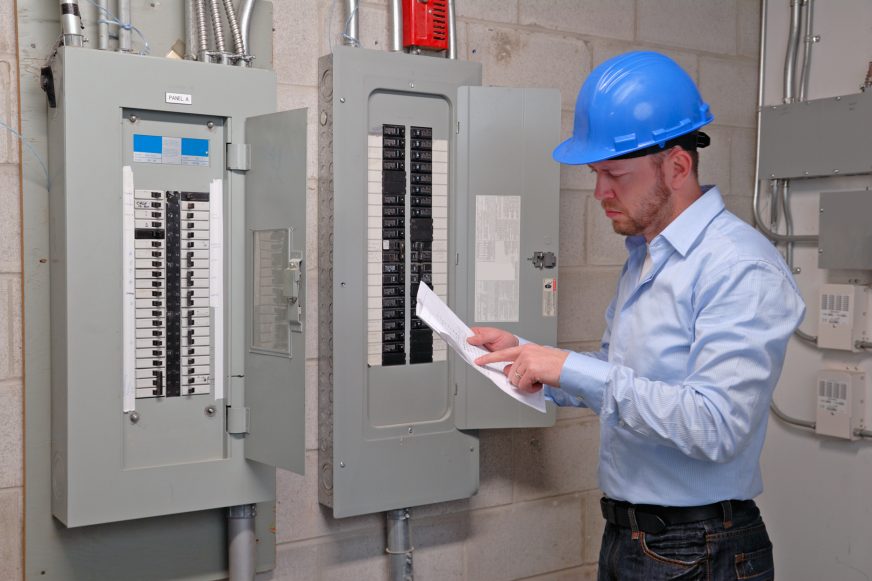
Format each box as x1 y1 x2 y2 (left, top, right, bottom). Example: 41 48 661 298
129 114 137 123
408 426 413 433
207 121 214 129
205 405 217 417
793 267 802 274
339 97 346 103
129 411 140 424
409 82 415 89
339 461 345 467
819 248 824 254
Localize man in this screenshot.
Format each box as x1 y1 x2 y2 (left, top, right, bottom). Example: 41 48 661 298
470 51 805 580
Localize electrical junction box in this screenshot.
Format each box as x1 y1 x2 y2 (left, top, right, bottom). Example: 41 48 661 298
818 190 872 270
48 46 307 527
816 370 867 440
817 284 870 352
318 46 559 518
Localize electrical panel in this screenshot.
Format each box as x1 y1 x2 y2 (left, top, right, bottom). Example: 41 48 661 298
318 47 558 518
48 47 306 527
817 284 870 352
402 0 449 51
816 370 867 440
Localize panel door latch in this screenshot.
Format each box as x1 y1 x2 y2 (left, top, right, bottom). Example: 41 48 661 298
528 251 556 269
284 252 303 331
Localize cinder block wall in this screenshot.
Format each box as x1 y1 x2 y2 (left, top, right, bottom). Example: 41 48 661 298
0 1 761 579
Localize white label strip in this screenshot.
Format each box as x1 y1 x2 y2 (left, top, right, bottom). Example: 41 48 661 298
122 167 136 412
475 195 521 323
209 179 224 400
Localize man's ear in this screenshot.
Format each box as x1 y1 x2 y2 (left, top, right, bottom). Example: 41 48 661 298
665 147 693 189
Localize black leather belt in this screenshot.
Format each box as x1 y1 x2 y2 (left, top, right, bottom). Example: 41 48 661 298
600 497 757 534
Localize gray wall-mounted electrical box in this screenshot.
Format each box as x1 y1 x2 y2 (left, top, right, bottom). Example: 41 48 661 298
317 47 559 518
818 190 872 270
48 47 306 527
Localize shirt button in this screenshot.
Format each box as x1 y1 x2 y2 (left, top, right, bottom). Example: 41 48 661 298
619 420 626 427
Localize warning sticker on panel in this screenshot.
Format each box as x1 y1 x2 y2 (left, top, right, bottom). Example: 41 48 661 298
542 277 557 317
475 195 520 322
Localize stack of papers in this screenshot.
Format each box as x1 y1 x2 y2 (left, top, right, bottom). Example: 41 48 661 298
415 283 546 413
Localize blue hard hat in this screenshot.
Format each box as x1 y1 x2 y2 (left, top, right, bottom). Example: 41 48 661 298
553 51 714 165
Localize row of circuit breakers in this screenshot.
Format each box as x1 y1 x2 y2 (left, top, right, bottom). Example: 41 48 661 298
131 189 214 399
369 124 448 367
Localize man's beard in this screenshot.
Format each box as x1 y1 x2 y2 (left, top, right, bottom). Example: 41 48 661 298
609 169 672 237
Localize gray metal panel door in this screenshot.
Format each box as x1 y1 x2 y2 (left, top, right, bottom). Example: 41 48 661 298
244 109 307 474
454 86 560 430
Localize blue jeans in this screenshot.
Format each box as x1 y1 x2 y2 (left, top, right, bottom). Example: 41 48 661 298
597 502 774 580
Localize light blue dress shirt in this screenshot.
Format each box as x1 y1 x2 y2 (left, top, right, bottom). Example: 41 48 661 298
545 186 805 506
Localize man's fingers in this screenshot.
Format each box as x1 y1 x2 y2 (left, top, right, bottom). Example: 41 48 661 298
475 346 522 365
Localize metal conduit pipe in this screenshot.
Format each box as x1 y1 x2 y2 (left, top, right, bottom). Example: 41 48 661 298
184 0 197 59
798 0 816 101
389 0 403 52
783 0 802 103
194 0 209 61
221 0 245 60
752 180 818 244
386 509 414 581
208 0 227 62
228 504 257 581
239 0 257 63
118 0 132 52
345 0 360 47
60 0 84 47
447 0 457 59
97 0 109 49
782 179 795 268
770 399 815 431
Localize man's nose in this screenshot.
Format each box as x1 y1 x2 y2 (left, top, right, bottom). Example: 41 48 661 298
593 177 614 201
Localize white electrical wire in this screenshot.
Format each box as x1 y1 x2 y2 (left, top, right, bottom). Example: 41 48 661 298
0 118 50 188
82 0 151 55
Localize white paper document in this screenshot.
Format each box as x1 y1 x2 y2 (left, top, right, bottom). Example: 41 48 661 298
415 283 546 413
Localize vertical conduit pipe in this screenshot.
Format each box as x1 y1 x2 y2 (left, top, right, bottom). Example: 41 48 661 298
60 0 84 47
239 0 258 65
194 0 209 62
184 0 197 59
783 0 802 102
447 0 457 59
208 0 227 62
798 0 815 101
386 509 414 581
97 0 109 49
389 0 403 52
228 504 257 581
345 0 359 46
118 0 132 52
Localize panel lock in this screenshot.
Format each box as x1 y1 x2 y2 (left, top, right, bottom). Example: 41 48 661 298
284 252 304 331
528 251 556 269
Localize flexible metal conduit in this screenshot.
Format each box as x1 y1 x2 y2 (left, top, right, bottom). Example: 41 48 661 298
194 0 209 61
184 0 196 59
389 0 403 52
221 0 245 60
783 0 802 102
208 0 227 62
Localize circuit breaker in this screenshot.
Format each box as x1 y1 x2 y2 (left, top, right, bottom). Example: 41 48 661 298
318 47 559 518
48 47 306 527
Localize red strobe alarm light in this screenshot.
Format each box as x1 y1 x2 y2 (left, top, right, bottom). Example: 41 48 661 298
402 0 449 51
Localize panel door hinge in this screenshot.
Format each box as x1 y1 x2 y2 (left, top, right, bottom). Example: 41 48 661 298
226 142 251 171
226 405 250 435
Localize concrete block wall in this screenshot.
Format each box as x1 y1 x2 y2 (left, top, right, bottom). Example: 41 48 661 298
0 1 760 579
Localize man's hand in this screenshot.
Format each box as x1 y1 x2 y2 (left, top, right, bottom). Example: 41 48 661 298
473 340 569 394
467 326 519 352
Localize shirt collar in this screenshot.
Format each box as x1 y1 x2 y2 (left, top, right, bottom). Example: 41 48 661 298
655 185 724 257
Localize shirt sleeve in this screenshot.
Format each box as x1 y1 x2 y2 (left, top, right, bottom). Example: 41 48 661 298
556 260 805 463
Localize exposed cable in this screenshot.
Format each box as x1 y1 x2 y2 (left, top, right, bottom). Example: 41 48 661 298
0 118 50 188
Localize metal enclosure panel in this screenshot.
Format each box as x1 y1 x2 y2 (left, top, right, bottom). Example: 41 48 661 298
318 47 482 518
244 109 307 474
818 190 872 269
48 47 276 527
758 91 872 179
453 87 559 429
